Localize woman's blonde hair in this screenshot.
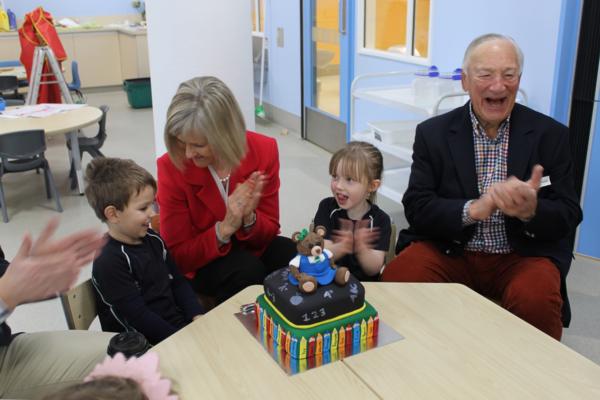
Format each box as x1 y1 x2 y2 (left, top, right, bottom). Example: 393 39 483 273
329 141 383 202
164 76 247 169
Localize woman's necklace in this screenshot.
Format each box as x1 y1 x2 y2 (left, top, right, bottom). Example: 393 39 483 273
208 166 231 203
219 173 231 186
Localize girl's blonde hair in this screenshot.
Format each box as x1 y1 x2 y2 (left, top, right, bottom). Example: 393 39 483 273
329 141 383 202
164 76 247 170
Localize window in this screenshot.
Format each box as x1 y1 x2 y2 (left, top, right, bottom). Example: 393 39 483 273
361 0 431 60
251 0 265 34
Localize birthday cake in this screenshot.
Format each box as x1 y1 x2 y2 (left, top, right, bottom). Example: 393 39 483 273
255 267 379 360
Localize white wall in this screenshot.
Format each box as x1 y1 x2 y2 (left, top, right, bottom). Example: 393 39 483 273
428 0 563 115
146 0 255 157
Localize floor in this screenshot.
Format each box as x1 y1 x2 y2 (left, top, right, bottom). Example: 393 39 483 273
2 89 599 366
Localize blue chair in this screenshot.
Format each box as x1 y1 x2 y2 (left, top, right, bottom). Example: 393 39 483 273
67 61 85 103
0 60 21 68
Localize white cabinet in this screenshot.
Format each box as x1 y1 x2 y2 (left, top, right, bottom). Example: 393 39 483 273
0 33 20 61
119 31 150 80
71 31 122 87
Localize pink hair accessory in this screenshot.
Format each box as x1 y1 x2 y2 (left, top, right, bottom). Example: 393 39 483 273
85 351 177 400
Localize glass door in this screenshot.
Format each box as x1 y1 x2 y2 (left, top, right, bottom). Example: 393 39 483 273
302 0 353 153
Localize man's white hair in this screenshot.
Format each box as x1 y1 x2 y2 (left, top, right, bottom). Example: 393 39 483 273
462 33 524 74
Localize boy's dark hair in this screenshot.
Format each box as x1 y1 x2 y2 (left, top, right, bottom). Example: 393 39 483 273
85 158 156 222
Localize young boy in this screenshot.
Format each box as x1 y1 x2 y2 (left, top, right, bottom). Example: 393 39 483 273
85 157 203 345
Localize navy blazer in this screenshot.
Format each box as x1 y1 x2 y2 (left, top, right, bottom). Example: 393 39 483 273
398 102 582 326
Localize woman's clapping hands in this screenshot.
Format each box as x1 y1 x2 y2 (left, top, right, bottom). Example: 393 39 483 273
219 172 266 239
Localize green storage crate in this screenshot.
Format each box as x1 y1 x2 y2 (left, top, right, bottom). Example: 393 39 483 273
123 78 152 108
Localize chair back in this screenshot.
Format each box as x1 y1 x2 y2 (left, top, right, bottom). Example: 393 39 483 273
0 60 21 68
0 75 19 98
60 279 98 330
70 60 81 89
0 130 46 161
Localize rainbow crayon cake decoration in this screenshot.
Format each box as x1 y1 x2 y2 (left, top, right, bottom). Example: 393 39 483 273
255 267 379 360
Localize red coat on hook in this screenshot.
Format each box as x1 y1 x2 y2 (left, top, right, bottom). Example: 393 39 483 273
18 7 67 104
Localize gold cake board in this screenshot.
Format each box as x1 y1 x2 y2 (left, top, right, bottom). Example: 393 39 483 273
235 303 404 375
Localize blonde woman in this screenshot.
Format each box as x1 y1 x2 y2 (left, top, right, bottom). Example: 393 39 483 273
157 76 296 304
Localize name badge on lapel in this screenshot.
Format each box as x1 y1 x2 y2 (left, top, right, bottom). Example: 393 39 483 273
540 175 551 188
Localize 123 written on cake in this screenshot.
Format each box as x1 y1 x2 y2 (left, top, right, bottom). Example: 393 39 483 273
301 308 327 323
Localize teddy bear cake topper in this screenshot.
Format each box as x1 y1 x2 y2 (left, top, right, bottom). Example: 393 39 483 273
288 225 349 294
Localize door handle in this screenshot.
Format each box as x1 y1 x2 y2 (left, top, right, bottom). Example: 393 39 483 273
339 0 347 34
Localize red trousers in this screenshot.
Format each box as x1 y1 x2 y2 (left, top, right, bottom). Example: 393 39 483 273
381 241 563 340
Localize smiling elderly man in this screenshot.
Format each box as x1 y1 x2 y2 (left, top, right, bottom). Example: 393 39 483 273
382 33 582 340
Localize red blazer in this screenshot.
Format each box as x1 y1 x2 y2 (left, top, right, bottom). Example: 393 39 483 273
157 131 281 278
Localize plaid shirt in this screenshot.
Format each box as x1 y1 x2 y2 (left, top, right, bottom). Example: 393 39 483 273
462 103 512 254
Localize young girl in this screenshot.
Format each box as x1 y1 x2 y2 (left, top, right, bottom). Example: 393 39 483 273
313 141 392 281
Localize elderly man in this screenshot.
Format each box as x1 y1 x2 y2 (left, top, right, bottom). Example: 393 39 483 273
381 33 582 340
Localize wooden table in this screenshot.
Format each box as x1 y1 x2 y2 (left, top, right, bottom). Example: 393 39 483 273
0 106 102 193
153 283 600 399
